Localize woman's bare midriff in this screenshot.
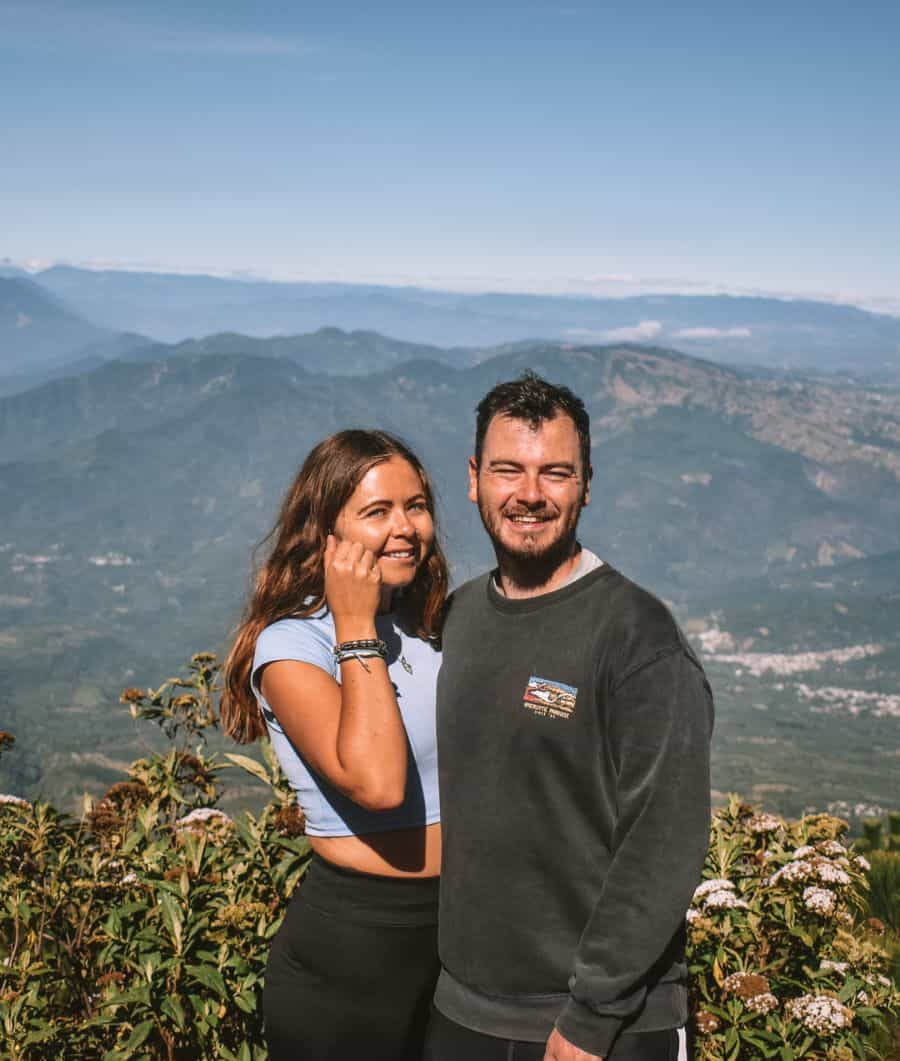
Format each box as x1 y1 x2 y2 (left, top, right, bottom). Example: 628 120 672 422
309 822 442 878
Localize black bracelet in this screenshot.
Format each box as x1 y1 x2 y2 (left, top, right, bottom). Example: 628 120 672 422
333 638 387 658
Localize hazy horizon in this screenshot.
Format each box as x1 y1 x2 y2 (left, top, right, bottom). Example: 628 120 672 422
6 256 900 321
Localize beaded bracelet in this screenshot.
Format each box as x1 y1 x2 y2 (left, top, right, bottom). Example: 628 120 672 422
333 648 386 673
334 638 388 657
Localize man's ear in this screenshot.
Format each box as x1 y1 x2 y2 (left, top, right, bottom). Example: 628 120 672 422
582 463 593 507
468 457 478 503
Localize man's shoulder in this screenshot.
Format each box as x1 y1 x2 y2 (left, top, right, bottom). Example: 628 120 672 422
444 571 492 619
589 564 704 678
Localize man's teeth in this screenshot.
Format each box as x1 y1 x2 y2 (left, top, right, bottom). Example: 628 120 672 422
508 515 547 523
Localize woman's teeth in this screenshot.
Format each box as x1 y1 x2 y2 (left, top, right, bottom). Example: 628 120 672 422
383 549 415 558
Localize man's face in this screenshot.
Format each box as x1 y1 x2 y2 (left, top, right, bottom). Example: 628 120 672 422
469 413 590 565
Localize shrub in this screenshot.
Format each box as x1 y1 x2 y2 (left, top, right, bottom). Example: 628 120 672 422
688 796 898 1059
0 654 309 1059
1 659 897 1058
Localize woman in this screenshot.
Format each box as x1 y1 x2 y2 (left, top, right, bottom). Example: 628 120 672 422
221 429 447 1061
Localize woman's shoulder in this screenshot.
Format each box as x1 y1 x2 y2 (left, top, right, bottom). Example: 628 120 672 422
254 610 336 667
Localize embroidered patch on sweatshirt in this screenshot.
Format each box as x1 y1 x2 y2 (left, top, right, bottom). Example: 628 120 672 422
523 676 577 719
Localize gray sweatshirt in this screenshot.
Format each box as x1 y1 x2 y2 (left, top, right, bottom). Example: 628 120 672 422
434 564 713 1057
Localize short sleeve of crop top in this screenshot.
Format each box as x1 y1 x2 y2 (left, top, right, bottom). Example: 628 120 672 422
251 615 335 705
249 610 441 837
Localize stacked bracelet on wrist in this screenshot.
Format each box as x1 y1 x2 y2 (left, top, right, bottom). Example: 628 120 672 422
333 638 388 672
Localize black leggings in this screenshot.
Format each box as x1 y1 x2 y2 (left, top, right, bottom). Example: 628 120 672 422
263 854 440 1061
423 1008 680 1060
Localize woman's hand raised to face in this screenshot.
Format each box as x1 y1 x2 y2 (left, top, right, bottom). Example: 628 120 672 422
324 533 383 636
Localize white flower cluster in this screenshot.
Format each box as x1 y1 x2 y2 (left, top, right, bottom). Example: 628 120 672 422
694 878 735 900
784 994 852 1035
693 879 749 910
792 845 815 860
747 813 781 834
0 794 30 808
768 856 851 889
816 840 847 859
746 992 779 1014
175 807 232 831
685 908 702 923
767 860 814 884
819 959 849 976
815 861 851 886
803 886 837 916
704 890 750 910
854 855 871 872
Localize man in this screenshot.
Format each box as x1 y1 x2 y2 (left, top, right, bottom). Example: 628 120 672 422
425 374 713 1061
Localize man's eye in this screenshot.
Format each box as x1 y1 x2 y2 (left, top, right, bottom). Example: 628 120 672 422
544 471 573 482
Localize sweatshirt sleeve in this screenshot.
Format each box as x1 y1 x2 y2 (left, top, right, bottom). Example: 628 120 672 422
554 648 713 1057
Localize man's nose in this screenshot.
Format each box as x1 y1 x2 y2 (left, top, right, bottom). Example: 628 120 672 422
515 473 544 506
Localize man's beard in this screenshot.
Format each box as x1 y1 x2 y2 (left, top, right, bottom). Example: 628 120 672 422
476 496 580 591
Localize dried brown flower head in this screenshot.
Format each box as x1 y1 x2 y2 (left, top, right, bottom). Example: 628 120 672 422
695 1010 720 1035
102 781 151 812
174 752 212 784
86 802 124 838
119 687 145 704
0 731 15 752
723 972 771 1001
97 971 127 988
274 804 306 837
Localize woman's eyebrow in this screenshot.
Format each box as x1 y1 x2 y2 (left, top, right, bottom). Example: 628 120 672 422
358 493 427 511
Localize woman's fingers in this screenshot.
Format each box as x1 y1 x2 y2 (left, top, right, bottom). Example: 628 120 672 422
324 533 337 569
324 538 383 626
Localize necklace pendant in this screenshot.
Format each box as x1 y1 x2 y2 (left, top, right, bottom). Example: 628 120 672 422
400 654 413 675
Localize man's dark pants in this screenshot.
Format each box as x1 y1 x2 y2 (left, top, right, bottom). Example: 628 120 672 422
423 1009 679 1060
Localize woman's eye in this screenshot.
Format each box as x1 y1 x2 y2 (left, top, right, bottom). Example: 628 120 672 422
365 508 388 518
409 501 428 512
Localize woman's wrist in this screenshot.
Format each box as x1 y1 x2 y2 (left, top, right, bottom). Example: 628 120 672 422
333 618 379 642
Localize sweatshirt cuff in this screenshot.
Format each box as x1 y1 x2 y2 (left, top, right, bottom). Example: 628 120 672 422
554 997 623 1058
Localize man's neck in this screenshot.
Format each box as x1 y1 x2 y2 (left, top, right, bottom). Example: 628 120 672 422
495 542 582 600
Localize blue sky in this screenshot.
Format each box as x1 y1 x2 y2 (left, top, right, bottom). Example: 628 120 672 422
3 0 899 311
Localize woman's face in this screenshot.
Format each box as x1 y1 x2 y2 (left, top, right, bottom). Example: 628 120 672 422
333 456 435 589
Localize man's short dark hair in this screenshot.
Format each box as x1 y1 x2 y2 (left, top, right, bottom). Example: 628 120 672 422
474 372 591 475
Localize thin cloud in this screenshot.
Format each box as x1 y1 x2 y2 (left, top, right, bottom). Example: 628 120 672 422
674 327 752 339
0 2 315 57
567 321 663 342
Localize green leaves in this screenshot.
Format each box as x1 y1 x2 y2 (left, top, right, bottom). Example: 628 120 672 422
689 799 898 1060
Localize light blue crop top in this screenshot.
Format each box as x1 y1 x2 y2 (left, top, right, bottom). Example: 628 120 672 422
251 608 442 837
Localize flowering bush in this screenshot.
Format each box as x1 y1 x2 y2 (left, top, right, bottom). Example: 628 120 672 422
0 655 309 1060
688 796 898 1059
2 662 897 1058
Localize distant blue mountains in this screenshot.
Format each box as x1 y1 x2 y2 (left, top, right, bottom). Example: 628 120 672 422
3 266 900 384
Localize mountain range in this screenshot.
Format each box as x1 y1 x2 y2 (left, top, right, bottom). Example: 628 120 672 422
1 334 898 815
3 266 900 381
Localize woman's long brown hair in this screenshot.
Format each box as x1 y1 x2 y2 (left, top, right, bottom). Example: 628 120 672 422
220 430 449 743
